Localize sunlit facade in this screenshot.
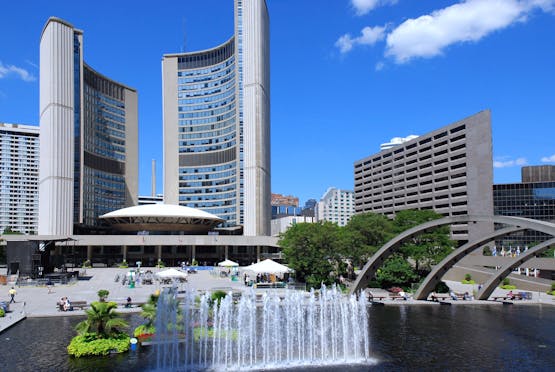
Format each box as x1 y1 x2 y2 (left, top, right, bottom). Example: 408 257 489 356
0 123 39 235
39 17 138 235
163 0 270 236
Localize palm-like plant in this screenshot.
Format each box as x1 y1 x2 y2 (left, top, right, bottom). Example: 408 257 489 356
75 301 128 338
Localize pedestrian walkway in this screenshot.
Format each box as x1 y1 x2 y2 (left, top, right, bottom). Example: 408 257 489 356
0 301 26 333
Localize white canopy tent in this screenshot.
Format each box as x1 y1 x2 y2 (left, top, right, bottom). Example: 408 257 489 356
218 259 239 267
154 268 189 279
245 259 292 274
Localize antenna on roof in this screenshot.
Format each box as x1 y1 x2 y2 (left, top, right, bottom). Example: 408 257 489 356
181 17 187 53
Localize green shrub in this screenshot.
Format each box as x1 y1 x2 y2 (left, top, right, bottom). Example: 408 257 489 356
461 279 476 284
156 259 165 268
501 284 517 290
0 308 5 317
502 278 510 286
191 259 198 266
97 289 110 302
82 260 92 268
67 333 130 357
551 283 555 291
434 281 450 294
210 290 228 306
118 260 128 268
133 324 155 338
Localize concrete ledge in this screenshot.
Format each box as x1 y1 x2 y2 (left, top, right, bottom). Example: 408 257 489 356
0 302 26 334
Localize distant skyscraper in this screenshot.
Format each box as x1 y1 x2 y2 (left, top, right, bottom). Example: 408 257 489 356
317 188 355 227
301 199 317 217
0 123 39 235
163 0 270 236
39 17 138 235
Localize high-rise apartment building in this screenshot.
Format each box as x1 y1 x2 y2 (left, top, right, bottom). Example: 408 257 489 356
354 110 494 243
316 187 355 227
39 17 138 235
162 0 270 236
0 123 40 235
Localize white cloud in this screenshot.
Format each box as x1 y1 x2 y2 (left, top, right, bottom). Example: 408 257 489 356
493 157 528 168
0 61 36 82
336 25 387 54
351 0 398 16
385 0 555 63
375 61 385 71
541 154 555 163
25 59 39 69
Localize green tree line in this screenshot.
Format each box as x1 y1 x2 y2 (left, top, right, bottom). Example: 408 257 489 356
278 210 454 290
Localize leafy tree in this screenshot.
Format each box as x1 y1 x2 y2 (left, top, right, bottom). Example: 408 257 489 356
342 213 394 269
2 226 22 235
75 301 128 338
375 254 419 289
279 221 343 289
393 210 454 273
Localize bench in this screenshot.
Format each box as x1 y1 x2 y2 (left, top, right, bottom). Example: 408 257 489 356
57 300 88 311
429 294 450 301
389 294 409 301
492 296 508 301
366 293 388 301
254 282 286 289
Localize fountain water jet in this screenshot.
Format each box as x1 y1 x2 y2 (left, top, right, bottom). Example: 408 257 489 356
154 285 370 371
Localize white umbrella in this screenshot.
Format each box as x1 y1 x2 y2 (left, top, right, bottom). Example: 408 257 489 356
245 259 292 274
218 259 239 267
154 268 188 279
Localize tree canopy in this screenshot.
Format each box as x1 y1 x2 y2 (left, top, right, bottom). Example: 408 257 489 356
278 209 454 290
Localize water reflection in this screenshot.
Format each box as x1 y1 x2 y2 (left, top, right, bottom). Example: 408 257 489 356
1 305 554 371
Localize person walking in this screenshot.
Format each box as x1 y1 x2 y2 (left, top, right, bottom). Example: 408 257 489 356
9 286 17 303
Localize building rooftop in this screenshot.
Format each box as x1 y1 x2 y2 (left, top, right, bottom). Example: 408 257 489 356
100 204 224 232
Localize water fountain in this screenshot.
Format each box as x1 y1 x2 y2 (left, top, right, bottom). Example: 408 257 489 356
154 285 370 371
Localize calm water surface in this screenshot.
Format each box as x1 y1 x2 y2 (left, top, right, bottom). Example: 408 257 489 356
1 305 554 371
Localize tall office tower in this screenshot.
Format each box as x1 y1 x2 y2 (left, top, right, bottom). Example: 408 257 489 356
39 17 138 235
354 110 493 244
494 165 555 246
163 0 270 236
0 123 40 235
316 187 355 227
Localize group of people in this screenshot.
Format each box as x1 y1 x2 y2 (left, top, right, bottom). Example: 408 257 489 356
57 297 72 311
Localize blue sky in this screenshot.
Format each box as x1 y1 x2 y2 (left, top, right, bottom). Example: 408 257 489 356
1 0 554 205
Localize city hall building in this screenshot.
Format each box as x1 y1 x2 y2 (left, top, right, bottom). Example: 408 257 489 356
162 0 271 236
39 17 138 236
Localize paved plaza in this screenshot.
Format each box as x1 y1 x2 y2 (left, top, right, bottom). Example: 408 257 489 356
1 266 554 333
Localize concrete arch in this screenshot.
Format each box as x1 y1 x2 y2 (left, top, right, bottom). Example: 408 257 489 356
413 226 524 300
350 215 555 295
476 237 555 300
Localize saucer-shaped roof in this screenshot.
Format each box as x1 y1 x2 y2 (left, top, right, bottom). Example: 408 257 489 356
100 204 224 232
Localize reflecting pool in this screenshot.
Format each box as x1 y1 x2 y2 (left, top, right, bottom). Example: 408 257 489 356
1 304 554 371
